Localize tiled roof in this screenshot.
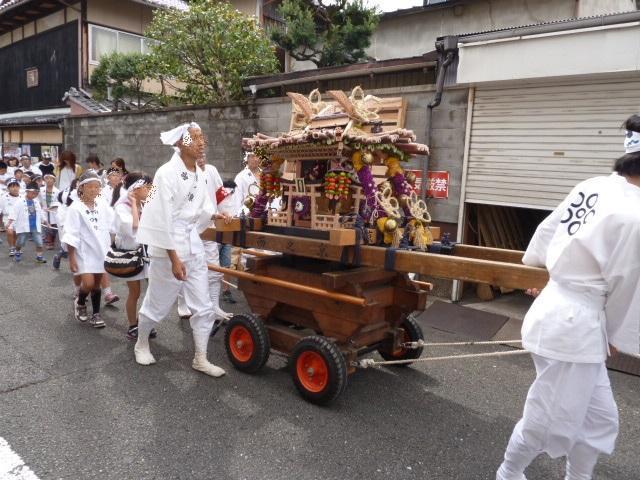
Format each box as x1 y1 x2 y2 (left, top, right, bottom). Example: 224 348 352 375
62 87 112 114
0 0 188 13
456 9 639 39
132 0 188 10
0 0 28 14
0 109 68 126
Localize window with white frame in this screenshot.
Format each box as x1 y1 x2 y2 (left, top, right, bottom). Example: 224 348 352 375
89 24 150 64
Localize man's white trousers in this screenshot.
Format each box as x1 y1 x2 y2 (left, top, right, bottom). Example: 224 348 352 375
497 354 618 480
176 240 223 318
139 253 214 352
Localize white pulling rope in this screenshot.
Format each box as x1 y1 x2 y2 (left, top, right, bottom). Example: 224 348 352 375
403 339 522 349
223 280 238 289
354 349 529 369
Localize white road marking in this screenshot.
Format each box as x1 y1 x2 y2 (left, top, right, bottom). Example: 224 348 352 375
0 437 40 480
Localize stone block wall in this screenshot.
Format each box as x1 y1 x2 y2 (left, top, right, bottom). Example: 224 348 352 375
64 103 259 182
396 85 469 229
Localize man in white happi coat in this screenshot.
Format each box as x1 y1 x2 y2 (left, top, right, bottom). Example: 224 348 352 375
232 152 260 216
176 153 231 327
134 122 231 377
497 119 640 480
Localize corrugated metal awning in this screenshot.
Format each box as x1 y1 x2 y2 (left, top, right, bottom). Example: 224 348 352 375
464 80 637 210
0 108 69 127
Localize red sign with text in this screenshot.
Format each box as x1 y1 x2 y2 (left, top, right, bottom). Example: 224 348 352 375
406 170 450 199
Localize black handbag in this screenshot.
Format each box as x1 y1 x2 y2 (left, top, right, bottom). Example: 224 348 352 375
104 243 147 278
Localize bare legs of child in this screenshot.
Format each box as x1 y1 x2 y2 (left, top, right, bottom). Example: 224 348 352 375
74 273 105 328
125 280 157 340
101 274 119 305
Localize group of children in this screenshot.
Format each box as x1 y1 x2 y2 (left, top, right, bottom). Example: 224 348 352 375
1 147 240 344
0 153 59 261
0 152 139 330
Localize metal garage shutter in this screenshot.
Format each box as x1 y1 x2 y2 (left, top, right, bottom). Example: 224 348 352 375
465 80 640 209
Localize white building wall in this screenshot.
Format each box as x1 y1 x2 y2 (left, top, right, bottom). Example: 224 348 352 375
457 23 640 84
367 0 636 61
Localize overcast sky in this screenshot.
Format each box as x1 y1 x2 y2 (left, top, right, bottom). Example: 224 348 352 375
366 0 424 12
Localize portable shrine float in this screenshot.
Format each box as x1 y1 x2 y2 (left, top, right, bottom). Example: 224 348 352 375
203 87 548 405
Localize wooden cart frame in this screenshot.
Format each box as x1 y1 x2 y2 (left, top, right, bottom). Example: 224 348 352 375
213 255 427 405
205 229 548 405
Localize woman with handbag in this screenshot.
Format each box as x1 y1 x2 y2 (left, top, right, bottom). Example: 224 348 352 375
110 172 155 340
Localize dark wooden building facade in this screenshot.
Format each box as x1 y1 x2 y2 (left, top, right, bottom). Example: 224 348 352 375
0 21 78 114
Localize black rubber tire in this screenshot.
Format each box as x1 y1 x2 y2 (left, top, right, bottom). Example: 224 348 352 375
378 314 424 366
290 336 348 406
224 314 271 373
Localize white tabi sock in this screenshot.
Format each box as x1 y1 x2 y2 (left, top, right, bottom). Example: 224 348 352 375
134 318 157 365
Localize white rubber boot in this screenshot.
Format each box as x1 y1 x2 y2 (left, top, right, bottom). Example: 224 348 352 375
134 338 156 366
565 443 599 480
496 465 527 480
192 352 225 377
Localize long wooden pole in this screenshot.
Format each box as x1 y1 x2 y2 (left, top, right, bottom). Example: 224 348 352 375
241 248 278 258
204 230 549 290
207 264 368 306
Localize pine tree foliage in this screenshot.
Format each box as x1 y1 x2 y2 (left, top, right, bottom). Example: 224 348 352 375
271 0 380 68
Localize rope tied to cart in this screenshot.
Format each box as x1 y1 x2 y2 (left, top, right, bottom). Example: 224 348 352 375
351 339 640 368
353 339 528 368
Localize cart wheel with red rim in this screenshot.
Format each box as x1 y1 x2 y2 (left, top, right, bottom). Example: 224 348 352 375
290 335 347 405
224 314 271 373
378 314 424 366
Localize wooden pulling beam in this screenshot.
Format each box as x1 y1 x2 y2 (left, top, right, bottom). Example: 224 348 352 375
207 264 368 306
412 280 434 291
241 248 278 258
204 230 549 290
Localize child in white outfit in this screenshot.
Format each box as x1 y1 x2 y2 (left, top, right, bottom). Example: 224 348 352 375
62 171 115 328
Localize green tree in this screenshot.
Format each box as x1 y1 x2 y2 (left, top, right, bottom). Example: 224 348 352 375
145 0 279 104
90 52 163 110
271 0 380 68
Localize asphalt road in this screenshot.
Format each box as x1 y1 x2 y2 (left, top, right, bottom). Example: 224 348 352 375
1 242 639 480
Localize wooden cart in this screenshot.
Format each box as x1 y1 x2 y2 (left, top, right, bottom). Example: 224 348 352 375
213 254 428 405
204 228 548 405
209 87 551 403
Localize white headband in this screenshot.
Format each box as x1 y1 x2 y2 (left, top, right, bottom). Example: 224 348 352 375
129 179 147 191
78 177 101 187
624 130 640 153
160 122 201 146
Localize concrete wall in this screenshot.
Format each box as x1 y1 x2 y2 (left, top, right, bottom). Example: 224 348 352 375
577 0 636 17
64 104 258 182
63 84 468 226
87 0 153 36
367 0 636 61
